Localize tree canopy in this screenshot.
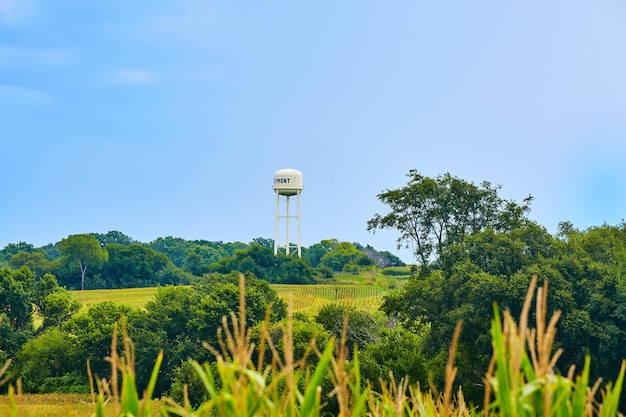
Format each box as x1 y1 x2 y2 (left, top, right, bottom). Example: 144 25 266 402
368 170 533 266
58 234 108 290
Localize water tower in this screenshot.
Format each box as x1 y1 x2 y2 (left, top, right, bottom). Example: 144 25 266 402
273 168 303 257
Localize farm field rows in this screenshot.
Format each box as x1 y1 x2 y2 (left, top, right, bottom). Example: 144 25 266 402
273 284 385 314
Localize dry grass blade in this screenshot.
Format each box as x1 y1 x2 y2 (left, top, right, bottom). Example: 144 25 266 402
0 358 11 387
443 321 462 417
328 307 350 416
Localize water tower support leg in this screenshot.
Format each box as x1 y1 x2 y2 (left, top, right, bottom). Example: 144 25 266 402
297 191 301 257
274 191 280 255
285 195 291 255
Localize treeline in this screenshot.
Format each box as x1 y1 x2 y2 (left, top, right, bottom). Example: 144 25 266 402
0 267 396 410
0 269 286 397
0 233 405 290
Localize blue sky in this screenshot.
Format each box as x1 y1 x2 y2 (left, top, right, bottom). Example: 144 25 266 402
2 1 626 263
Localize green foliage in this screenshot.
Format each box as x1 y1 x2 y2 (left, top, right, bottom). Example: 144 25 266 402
302 239 337 267
32 272 82 330
262 318 331 366
125 272 287 397
40 373 90 394
284 239 381 277
368 170 533 266
62 302 133 378
380 266 412 276
0 313 33 368
147 236 231 269
90 322 164 417
314 265 334 279
147 236 194 267
101 243 171 288
0 267 36 331
169 359 214 408
7 252 51 279
319 241 373 272
210 244 316 284
357 243 406 268
487 278 626 417
163 276 625 417
4 275 626 417
0 242 36 263
58 234 109 290
35 273 60 303
2 233 395 289
15 328 84 393
315 304 382 352
382 219 626 407
359 326 426 392
91 230 136 246
39 289 81 329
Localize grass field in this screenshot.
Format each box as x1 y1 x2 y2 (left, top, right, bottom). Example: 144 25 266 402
70 287 159 311
0 394 165 417
69 272 401 314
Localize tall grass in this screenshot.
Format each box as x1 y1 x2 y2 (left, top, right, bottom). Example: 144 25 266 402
2 275 625 416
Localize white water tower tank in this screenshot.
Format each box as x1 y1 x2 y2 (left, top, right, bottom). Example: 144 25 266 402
273 168 303 257
273 168 303 196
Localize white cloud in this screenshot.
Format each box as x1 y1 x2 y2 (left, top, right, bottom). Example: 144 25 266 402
113 70 156 83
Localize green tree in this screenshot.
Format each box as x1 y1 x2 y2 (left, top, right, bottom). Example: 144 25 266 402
0 268 37 371
367 170 533 266
0 313 33 366
302 239 339 267
260 318 331 365
315 304 382 353
183 251 206 276
148 236 191 267
62 302 132 377
275 254 314 284
58 234 108 290
0 242 36 263
101 243 171 288
34 273 61 306
210 244 315 284
318 241 371 272
0 267 35 330
360 326 426 392
16 328 86 393
379 219 626 404
8 252 52 278
359 244 406 268
251 237 274 249
148 237 229 269
182 244 225 276
129 272 286 396
40 290 81 330
91 230 136 246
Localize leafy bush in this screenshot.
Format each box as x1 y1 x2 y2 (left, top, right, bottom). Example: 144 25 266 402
40 373 89 394
314 265 334 279
381 266 413 276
